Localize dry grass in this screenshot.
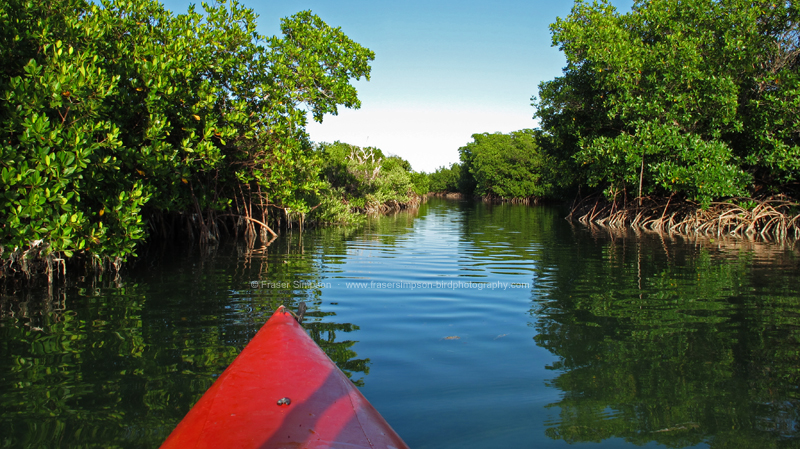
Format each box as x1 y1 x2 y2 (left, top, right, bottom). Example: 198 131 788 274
571 194 800 240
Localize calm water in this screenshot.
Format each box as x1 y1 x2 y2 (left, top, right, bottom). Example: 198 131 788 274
2 198 799 448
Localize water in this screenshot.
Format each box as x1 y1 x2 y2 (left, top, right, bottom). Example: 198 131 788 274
1 198 799 448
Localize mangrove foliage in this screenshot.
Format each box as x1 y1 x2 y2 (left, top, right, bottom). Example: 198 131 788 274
314 141 427 219
0 0 384 279
533 0 800 208
432 0 799 237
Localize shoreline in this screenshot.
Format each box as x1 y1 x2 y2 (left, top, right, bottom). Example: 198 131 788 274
429 191 800 241
569 194 800 241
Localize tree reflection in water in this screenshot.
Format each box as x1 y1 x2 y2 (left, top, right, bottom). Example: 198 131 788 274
532 230 800 448
0 234 369 448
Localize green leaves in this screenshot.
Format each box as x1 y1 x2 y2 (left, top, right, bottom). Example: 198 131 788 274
314 141 420 218
268 10 374 123
535 0 800 205
0 0 121 264
1 0 373 278
428 163 462 193
459 130 552 200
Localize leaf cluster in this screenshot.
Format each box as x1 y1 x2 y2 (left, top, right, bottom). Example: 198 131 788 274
428 163 463 193
534 0 800 207
0 0 374 277
458 129 556 199
313 141 423 219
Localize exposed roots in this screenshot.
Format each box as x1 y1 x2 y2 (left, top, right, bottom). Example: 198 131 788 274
571 194 800 240
357 193 423 215
0 242 121 288
429 192 543 205
480 194 543 205
429 192 465 200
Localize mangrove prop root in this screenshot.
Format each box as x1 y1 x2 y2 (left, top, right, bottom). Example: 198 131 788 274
216 214 277 237
571 195 800 240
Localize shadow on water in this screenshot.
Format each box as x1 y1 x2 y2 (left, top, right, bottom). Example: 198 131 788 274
0 232 371 448
531 225 800 448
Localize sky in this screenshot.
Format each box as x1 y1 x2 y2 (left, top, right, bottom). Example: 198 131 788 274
160 0 632 173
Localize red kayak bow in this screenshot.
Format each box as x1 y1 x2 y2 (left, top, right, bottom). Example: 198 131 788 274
160 306 409 449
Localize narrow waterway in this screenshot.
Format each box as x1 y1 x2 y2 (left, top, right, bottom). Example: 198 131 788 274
1 198 799 448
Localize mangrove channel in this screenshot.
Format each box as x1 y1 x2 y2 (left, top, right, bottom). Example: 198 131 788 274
1 197 800 448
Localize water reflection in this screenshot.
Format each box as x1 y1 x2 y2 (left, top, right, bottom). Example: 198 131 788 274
0 236 370 448
2 199 800 448
532 227 800 447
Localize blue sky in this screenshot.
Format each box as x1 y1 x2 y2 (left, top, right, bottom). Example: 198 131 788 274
161 0 632 172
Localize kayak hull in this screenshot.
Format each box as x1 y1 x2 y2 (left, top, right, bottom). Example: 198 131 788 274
160 306 408 449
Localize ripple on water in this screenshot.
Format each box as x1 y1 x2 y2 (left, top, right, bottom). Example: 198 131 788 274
3 200 798 449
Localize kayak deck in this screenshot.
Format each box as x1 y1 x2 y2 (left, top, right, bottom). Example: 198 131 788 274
160 306 408 449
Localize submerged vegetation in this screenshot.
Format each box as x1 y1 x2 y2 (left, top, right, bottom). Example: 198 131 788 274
0 0 423 282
